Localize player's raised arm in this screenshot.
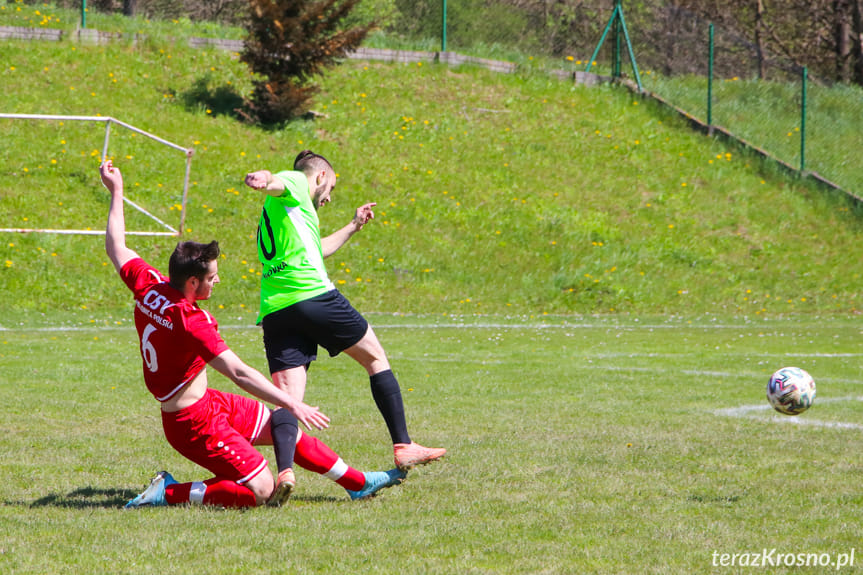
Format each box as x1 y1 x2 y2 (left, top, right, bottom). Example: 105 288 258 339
100 161 138 274
208 349 330 431
321 202 376 258
244 170 286 196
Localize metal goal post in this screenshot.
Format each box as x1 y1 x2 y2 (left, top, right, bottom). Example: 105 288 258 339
0 113 194 236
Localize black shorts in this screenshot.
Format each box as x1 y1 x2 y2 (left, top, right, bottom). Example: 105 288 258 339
261 290 369 374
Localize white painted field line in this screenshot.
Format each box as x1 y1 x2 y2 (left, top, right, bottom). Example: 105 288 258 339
5 321 860 332
715 396 863 430
0 322 624 332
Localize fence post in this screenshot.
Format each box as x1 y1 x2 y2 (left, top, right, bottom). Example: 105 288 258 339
81 0 87 28
441 0 447 52
800 66 807 173
613 0 622 77
707 23 714 135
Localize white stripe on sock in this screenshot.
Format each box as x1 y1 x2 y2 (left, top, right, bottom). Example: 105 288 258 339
324 458 348 481
189 482 206 504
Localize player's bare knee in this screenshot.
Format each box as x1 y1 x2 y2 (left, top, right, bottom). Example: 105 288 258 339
347 335 390 373
272 367 307 399
247 474 274 506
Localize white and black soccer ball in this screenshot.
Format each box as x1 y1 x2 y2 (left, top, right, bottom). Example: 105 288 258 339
767 367 816 416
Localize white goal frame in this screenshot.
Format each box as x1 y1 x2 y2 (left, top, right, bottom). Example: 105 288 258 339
0 113 194 236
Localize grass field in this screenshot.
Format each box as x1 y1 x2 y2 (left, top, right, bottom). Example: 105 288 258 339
2 4 863 574
1 314 861 573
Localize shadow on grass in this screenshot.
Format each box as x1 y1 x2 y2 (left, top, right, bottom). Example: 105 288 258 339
8 489 345 509
290 494 345 504
25 486 135 509
177 74 321 129
180 75 245 120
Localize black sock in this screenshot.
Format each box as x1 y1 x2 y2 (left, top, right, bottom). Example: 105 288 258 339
370 369 411 444
270 408 299 473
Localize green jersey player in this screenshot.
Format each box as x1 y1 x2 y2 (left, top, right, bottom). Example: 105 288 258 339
245 151 446 477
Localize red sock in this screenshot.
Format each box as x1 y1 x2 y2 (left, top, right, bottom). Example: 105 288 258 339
294 432 366 491
165 478 257 508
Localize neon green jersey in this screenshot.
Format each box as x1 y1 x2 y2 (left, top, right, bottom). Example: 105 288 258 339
256 170 334 322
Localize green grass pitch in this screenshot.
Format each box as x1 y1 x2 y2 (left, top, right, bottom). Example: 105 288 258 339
1 315 860 573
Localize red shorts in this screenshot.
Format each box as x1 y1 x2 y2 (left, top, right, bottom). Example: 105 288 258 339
161 388 269 484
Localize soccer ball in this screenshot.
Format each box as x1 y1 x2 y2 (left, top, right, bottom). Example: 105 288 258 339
767 367 816 415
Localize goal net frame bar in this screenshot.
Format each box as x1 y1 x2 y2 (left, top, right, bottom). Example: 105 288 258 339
0 113 194 236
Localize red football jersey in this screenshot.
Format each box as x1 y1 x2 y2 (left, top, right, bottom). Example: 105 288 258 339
120 258 229 402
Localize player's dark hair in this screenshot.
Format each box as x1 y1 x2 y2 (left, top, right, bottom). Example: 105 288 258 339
293 150 333 176
168 240 220 289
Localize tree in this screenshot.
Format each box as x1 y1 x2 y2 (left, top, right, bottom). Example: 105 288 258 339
679 0 863 84
241 0 372 124
854 0 863 83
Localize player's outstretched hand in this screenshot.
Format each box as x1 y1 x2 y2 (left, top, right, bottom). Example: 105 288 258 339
294 402 331 431
99 160 123 194
352 202 376 231
244 170 269 190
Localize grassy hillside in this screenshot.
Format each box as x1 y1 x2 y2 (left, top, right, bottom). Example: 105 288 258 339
2 29 863 322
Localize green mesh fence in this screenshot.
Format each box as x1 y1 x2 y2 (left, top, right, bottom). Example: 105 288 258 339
630 6 863 199
380 0 863 200
384 0 612 62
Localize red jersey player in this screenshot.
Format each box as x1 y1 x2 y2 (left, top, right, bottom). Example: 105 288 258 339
101 161 404 509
